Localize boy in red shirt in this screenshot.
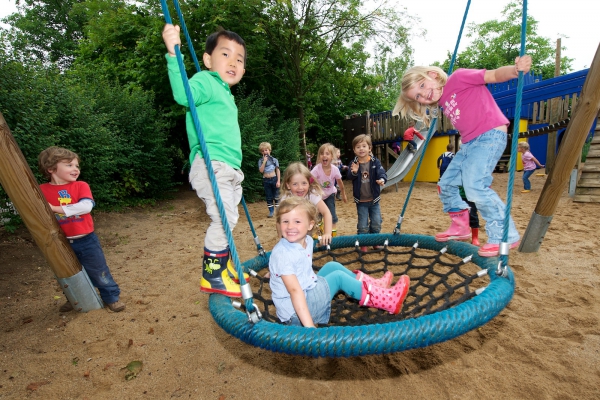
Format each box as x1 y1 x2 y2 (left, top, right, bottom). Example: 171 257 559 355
403 120 424 153
38 147 125 313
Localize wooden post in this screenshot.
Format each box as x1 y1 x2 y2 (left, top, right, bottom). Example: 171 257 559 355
545 39 564 176
519 44 600 252
0 112 81 278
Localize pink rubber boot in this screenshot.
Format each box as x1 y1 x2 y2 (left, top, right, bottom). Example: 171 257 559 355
435 209 471 242
354 270 393 288
359 275 410 315
471 228 480 246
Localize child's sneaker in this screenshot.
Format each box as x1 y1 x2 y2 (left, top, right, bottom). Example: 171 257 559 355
478 241 520 257
359 246 368 253
106 301 126 312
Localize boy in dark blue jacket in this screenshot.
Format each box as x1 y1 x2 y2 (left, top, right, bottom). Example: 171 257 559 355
348 135 387 250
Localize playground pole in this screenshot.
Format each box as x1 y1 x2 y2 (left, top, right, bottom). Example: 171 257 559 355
0 112 102 311
519 44 600 252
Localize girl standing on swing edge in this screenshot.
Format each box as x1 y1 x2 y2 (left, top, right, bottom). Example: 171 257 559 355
392 55 532 257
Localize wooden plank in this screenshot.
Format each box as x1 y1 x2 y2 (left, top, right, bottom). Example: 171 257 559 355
578 178 600 187
532 102 539 124
582 164 600 172
575 186 600 195
539 101 546 123
573 194 600 202
586 149 600 157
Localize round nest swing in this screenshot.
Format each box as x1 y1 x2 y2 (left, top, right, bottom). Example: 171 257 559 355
209 233 514 358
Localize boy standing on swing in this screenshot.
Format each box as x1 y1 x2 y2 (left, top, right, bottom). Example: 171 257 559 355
162 24 247 298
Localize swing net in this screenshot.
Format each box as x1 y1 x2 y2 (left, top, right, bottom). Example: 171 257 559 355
210 234 514 357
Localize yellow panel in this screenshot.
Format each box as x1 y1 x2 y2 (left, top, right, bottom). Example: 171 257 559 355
517 119 528 171
403 135 455 183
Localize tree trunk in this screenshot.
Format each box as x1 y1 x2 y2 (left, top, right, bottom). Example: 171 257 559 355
297 103 308 167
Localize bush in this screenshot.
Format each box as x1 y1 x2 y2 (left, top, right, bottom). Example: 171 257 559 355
237 92 299 202
0 58 176 231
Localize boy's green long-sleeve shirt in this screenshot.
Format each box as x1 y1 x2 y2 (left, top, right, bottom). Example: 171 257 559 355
166 55 242 169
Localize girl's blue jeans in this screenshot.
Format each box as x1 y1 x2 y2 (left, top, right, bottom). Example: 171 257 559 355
522 169 535 190
69 232 121 303
437 129 519 244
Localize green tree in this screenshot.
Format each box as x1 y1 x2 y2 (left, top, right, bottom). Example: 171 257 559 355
438 1 573 78
254 0 415 161
1 0 88 69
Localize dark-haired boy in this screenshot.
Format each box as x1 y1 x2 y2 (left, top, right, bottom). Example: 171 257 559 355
162 24 247 297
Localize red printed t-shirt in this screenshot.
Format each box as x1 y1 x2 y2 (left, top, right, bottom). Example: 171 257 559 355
439 69 509 143
40 181 95 237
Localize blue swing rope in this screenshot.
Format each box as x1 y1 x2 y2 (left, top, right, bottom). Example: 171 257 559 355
159 0 257 315
394 0 472 233
171 0 201 72
499 0 528 272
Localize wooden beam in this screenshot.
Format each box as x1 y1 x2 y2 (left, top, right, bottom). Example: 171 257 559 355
0 112 81 278
520 44 600 252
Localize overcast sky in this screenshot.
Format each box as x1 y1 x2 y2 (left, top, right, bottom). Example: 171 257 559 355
401 0 597 71
1 0 597 71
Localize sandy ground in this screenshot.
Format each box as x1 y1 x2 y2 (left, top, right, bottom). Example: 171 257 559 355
1 171 600 399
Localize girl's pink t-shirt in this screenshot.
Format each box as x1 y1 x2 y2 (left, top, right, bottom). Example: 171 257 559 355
439 69 509 143
311 164 341 199
521 150 537 171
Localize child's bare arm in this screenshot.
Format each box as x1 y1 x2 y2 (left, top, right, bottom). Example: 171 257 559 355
276 167 281 187
162 24 181 57
316 200 333 245
485 55 532 84
282 275 315 328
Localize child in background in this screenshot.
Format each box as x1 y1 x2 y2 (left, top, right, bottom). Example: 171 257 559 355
163 24 247 296
348 134 387 251
38 147 125 313
269 197 410 327
311 143 347 237
280 162 333 245
518 142 544 193
306 151 313 169
437 143 455 179
258 142 280 217
403 120 425 153
393 56 532 257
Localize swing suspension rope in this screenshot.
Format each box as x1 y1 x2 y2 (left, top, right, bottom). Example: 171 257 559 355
159 0 259 319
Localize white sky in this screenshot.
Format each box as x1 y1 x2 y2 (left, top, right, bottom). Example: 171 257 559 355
401 0 598 71
1 0 597 71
